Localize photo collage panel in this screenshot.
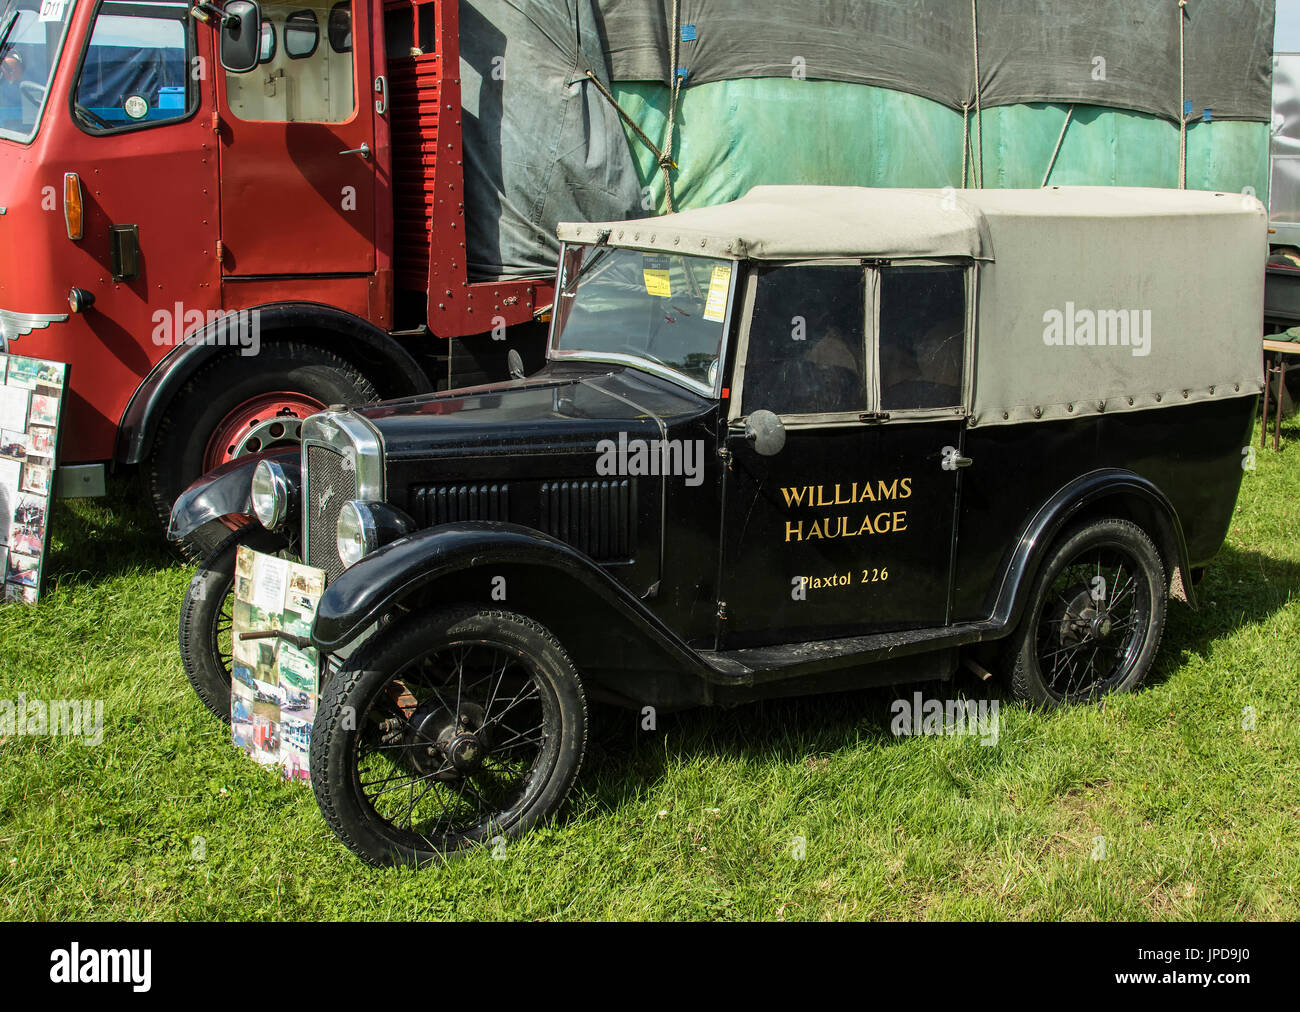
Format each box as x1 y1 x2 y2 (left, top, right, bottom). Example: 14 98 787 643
0 354 67 605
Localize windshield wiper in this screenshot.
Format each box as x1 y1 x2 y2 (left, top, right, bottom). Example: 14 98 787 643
0 12 19 57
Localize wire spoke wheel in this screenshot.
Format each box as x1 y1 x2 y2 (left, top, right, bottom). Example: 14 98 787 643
353 642 553 845
1008 518 1167 707
178 528 291 722
1033 548 1148 700
313 608 586 867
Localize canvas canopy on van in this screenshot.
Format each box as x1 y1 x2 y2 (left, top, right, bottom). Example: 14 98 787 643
558 185 1267 428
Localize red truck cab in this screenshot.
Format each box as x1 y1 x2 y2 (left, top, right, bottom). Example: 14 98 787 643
0 0 549 535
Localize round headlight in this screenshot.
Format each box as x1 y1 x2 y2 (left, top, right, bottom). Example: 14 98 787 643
250 459 288 530
336 500 377 569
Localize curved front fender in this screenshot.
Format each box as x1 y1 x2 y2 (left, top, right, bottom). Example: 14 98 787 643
167 448 300 541
311 522 712 680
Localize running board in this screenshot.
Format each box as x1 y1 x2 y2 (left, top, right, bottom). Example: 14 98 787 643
699 620 1004 685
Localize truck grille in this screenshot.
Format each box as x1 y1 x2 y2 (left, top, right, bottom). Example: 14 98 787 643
305 444 356 580
539 479 635 560
409 483 509 526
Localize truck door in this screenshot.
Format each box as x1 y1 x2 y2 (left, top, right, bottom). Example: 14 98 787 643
718 263 968 649
215 0 376 276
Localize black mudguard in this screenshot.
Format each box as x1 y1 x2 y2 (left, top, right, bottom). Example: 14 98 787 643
993 467 1196 628
311 521 719 682
167 448 300 542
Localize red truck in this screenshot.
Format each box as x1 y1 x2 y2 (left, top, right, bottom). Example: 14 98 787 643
0 0 563 539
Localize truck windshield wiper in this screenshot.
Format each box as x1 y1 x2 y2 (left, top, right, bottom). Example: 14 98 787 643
0 12 19 58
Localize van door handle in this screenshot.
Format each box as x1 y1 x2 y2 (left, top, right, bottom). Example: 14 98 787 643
941 447 973 470
339 142 371 159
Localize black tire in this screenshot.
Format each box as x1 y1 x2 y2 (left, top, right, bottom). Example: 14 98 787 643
178 527 291 722
1007 518 1167 707
147 342 378 556
311 607 587 867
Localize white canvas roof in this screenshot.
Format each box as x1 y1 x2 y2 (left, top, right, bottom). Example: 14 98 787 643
557 185 1261 263
561 185 1267 426
558 186 993 261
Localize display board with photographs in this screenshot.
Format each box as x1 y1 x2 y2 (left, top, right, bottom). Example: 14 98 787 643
231 547 326 782
0 354 67 605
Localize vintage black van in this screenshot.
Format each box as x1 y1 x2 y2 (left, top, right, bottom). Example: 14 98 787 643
171 186 1265 866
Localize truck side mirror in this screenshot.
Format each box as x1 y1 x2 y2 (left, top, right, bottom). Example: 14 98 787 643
507 348 525 380
744 410 786 457
218 0 262 74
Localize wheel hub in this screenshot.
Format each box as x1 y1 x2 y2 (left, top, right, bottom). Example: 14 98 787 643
202 391 327 472
405 701 490 778
1055 585 1113 645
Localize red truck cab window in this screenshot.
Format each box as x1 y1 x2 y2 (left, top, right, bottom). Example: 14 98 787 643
0 0 78 143
70 0 194 135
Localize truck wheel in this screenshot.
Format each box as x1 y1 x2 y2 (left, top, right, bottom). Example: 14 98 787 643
1007 518 1166 707
147 343 378 556
311 607 587 867
178 527 290 722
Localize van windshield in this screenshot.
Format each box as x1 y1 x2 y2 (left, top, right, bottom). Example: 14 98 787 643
550 244 735 395
0 0 77 143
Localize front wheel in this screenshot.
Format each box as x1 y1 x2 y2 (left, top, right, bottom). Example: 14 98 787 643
311 608 588 867
178 527 291 722
1006 518 1167 706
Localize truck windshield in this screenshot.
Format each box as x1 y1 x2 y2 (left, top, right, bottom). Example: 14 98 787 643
0 0 77 143
550 244 735 394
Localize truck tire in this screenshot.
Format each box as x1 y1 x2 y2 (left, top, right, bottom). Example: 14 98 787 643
147 342 379 557
311 607 587 867
1006 518 1167 707
178 526 291 723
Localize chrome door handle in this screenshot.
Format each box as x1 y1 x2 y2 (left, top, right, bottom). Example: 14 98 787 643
941 446 973 470
339 142 371 159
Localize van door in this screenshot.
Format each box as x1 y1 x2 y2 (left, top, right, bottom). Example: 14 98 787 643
215 0 376 276
717 263 968 650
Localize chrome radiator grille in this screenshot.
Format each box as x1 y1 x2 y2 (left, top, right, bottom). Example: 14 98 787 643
305 444 356 580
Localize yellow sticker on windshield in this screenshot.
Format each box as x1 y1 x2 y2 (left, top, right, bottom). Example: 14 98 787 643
703 265 732 322
643 270 672 297
642 255 672 298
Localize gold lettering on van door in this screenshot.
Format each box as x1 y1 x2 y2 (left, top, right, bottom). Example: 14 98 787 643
779 477 913 543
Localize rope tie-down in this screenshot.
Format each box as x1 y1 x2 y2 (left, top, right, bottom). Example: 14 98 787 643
1178 0 1188 189
584 0 683 212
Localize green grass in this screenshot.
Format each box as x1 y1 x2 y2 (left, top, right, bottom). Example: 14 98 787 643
1 419 1298 921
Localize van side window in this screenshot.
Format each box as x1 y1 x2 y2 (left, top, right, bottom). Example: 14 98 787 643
72 0 193 134
226 1 355 122
742 266 866 416
877 266 965 410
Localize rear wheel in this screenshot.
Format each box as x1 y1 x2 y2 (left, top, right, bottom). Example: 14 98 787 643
147 343 378 556
1007 518 1167 706
311 607 587 867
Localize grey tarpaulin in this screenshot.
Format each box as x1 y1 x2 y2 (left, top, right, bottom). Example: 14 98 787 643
593 0 1274 122
459 0 1273 281
459 0 644 280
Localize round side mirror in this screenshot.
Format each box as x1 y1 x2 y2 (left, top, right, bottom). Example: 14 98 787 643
507 348 525 380
744 409 786 457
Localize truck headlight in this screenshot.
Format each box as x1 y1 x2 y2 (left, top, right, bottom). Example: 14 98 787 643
336 500 377 569
250 459 289 530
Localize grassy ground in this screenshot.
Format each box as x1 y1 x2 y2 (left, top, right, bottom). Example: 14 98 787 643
0 419 1297 921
